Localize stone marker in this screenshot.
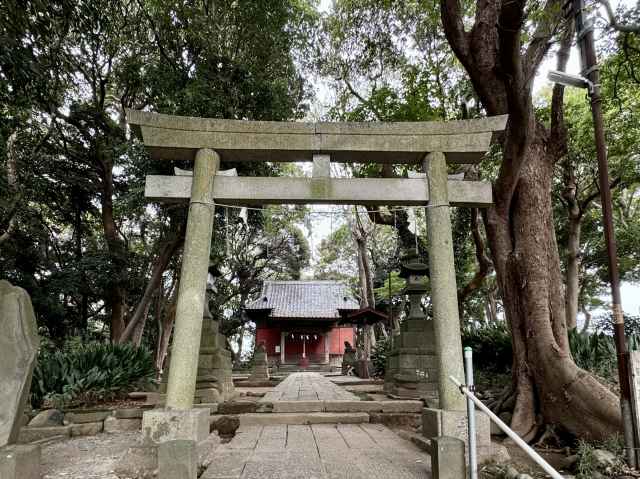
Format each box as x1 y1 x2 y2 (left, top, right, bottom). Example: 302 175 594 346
0 281 41 479
0 444 40 479
430 436 466 479
248 342 270 381
423 407 491 453
158 440 197 479
0 280 40 447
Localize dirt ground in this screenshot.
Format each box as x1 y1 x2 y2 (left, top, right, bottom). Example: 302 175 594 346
41 432 140 479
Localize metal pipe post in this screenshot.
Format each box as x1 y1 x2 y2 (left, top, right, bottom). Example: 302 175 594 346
464 347 478 479
571 0 634 466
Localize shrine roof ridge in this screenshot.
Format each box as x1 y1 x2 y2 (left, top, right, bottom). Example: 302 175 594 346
245 280 360 319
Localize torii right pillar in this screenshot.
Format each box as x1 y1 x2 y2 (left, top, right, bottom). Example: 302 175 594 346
424 152 465 412
422 152 492 453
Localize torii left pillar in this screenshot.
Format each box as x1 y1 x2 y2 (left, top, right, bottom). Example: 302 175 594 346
142 148 219 444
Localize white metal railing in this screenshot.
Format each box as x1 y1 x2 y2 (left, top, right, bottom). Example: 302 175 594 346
449 373 564 479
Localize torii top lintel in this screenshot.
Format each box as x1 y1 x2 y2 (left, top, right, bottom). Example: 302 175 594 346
126 110 507 165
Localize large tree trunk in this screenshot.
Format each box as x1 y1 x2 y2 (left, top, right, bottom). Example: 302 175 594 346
440 0 621 440
0 132 19 245
99 157 128 341
354 217 376 359
486 125 621 440
117 231 184 343
155 282 178 377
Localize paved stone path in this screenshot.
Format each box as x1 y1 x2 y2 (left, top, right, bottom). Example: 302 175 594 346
201 423 431 479
262 372 358 402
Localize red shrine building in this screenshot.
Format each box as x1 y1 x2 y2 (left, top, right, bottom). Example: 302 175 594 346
244 281 359 368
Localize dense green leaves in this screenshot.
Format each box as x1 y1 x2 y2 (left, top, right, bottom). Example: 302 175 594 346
31 341 156 408
0 0 317 347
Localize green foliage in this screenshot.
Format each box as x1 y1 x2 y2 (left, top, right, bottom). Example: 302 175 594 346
595 312 640 338
575 435 625 478
371 336 391 378
569 329 619 379
0 0 318 345
31 342 156 408
463 322 640 381
462 322 513 373
568 327 640 380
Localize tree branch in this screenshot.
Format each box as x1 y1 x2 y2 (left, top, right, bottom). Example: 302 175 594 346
599 0 640 33
523 0 565 82
458 208 493 303
549 22 574 162
440 0 470 62
343 78 383 121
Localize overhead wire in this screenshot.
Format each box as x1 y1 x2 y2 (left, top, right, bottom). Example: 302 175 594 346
212 201 441 216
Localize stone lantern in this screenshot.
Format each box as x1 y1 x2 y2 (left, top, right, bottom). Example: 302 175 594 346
399 254 429 320
383 253 439 405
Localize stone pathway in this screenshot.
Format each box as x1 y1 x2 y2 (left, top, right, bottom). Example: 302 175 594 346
40 374 430 478
201 423 431 479
262 372 358 402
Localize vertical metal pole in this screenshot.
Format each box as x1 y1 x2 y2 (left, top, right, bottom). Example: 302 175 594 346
464 347 478 479
388 270 393 330
571 0 635 466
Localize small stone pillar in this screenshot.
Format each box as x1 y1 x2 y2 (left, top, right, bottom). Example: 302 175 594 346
324 332 330 364
430 436 466 479
424 152 466 411
384 254 438 404
158 440 197 479
248 342 270 381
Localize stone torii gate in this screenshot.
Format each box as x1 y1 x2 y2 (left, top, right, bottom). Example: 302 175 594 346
126 109 507 443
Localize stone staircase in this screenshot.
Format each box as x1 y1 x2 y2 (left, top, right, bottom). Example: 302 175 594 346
275 363 338 374
211 399 424 429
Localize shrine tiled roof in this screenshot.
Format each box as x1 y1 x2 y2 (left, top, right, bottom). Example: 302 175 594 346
245 280 359 319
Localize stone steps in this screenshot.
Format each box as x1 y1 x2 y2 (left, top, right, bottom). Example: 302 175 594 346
229 412 370 426
269 400 423 414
